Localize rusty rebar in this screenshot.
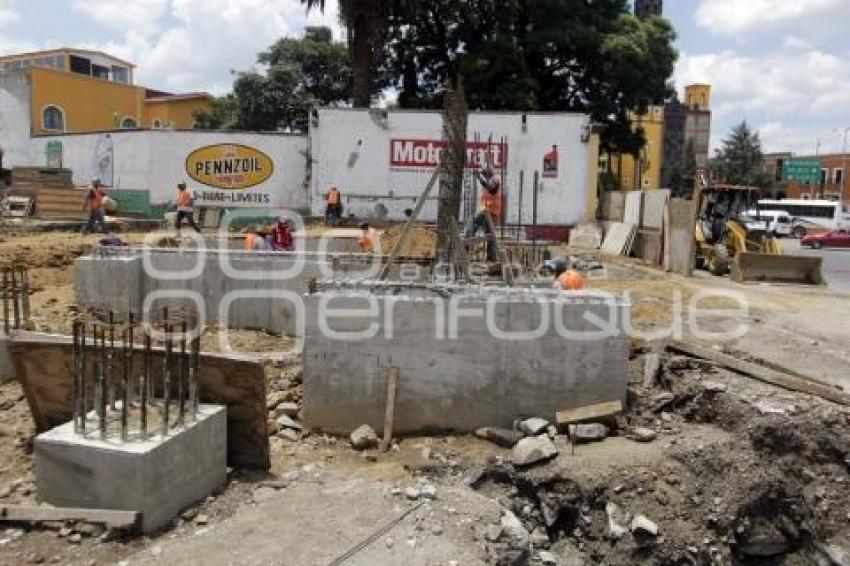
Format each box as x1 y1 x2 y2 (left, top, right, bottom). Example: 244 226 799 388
141 332 150 440
190 334 200 420
178 319 186 425
162 322 172 437
108 311 116 411
120 326 129 441
10 269 19 330
72 320 81 434
99 325 108 440
2 269 8 334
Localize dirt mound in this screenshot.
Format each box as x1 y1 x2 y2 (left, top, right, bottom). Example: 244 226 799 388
380 223 436 257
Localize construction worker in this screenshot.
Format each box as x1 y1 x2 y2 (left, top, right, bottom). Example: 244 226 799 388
243 226 269 252
83 179 106 234
175 183 201 234
465 168 502 261
268 215 294 252
544 257 584 291
357 222 376 253
324 186 342 226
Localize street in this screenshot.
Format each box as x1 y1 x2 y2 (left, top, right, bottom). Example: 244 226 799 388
782 237 850 292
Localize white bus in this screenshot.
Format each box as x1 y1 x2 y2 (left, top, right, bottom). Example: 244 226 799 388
757 199 849 238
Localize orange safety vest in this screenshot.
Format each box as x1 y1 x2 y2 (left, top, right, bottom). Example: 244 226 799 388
357 228 376 252
325 188 340 205
88 188 104 211
481 189 502 223
176 190 192 209
243 233 257 251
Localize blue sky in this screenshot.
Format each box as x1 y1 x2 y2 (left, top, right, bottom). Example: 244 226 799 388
1 0 848 155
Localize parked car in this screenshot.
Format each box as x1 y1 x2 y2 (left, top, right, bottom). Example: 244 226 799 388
801 229 850 249
742 209 793 237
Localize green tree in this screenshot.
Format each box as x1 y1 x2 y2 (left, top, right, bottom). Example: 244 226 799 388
378 0 677 152
193 27 351 132
710 121 772 188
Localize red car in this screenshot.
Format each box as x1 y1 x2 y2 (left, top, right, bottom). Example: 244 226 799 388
801 229 850 249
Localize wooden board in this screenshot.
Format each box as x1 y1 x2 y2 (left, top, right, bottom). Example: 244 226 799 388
600 222 637 256
0 505 139 529
380 367 398 452
8 332 269 469
668 341 850 406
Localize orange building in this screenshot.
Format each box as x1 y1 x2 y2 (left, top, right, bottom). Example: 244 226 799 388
0 48 211 134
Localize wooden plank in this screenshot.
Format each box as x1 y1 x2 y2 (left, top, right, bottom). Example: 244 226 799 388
380 367 399 452
556 400 623 426
9 332 270 469
668 341 850 406
0 505 139 529
376 168 440 281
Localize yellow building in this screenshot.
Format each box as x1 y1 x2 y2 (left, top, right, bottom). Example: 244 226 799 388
608 105 665 191
0 48 211 134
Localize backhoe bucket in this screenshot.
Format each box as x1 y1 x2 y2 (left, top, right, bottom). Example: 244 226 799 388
731 253 823 285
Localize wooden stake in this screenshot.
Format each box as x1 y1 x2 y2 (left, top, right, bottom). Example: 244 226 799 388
380 367 399 452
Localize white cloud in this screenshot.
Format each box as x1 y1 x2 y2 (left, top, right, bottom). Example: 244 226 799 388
72 0 344 94
675 46 850 153
0 0 19 27
695 0 847 34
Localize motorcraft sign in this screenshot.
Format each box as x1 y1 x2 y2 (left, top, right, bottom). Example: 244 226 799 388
390 139 507 170
186 144 274 190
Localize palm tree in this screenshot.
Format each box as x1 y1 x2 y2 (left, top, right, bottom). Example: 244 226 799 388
302 0 384 108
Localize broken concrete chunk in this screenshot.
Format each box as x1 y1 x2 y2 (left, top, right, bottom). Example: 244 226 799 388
630 515 659 537
404 486 421 500
279 428 299 442
511 436 558 467
518 417 550 436
569 423 609 443
418 484 437 500
349 424 378 450
274 402 299 418
485 524 503 542
474 427 524 448
276 414 302 431
605 502 627 540
500 510 530 545
631 427 657 443
702 381 728 393
538 550 558 565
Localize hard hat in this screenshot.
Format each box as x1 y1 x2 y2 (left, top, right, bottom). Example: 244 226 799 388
91 178 101 186
277 215 289 224
177 182 187 189
359 222 369 230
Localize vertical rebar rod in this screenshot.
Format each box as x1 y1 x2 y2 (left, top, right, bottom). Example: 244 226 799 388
162 322 171 437
120 327 129 441
2 269 8 334
108 311 116 411
72 321 81 434
532 170 539 250
99 326 107 440
190 335 199 420
19 269 29 322
518 171 524 242
141 332 150 440
178 319 187 425
80 323 88 434
10 269 19 330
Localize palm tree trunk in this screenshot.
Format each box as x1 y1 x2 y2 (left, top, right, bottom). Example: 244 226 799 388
351 14 373 108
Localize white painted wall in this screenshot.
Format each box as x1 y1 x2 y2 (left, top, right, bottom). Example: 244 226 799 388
18 130 309 209
0 71 33 167
310 108 593 225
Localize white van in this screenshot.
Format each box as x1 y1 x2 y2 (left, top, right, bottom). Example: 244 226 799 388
742 209 792 237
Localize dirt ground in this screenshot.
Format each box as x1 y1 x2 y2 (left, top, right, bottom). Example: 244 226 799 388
0 229 848 565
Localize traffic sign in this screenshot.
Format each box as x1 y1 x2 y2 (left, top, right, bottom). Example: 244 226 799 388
782 159 821 183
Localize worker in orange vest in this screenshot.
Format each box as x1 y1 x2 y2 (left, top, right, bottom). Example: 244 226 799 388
83 179 106 234
175 183 200 234
544 257 584 291
357 222 376 253
465 168 502 261
324 186 342 226
243 225 269 252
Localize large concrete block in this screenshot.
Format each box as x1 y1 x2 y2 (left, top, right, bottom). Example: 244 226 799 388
75 255 144 314
303 286 630 433
35 405 227 533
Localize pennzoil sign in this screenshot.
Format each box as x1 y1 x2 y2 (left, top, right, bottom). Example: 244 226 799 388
186 144 274 190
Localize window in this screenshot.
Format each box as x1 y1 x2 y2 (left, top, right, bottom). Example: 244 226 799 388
69 55 91 76
111 66 128 84
120 117 138 129
42 106 65 132
152 119 162 129
91 64 110 80
834 168 843 186
821 169 828 186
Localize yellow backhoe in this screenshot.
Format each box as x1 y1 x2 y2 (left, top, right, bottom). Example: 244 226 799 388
694 185 823 284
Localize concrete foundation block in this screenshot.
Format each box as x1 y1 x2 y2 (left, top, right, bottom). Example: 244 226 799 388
75 255 144 314
35 405 227 533
304 286 630 433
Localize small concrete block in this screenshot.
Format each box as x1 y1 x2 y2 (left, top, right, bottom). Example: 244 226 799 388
35 405 227 533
